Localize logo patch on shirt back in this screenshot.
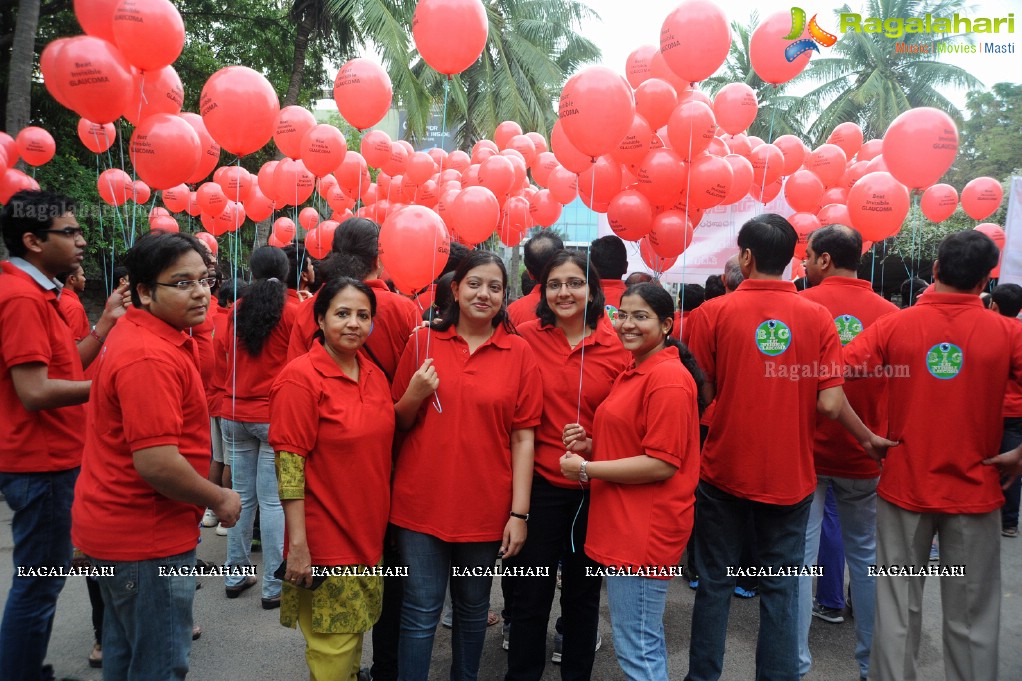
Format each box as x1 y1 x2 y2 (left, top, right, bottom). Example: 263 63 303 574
834 315 863 346
926 342 963 379
605 304 619 323
755 319 791 356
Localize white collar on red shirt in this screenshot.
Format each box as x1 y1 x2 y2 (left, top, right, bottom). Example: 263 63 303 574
8 257 63 296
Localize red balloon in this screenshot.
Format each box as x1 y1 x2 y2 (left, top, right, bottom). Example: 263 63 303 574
532 152 561 188
130 114 200 190
857 139 883 162
304 227 330 259
805 144 848 187
501 151 528 189
132 181 151 204
634 79 677 131
660 0 730 83
75 0 119 42
528 189 562 228
821 187 848 205
40 39 74 109
724 133 753 159
687 154 733 209
380 206 451 291
450 186 500 245
750 11 812 84
721 154 753 205
112 0 184 71
578 155 623 208
447 150 471 173
790 212 822 259
98 168 132 206
637 148 687 205
548 166 579 205
15 127 55 167
490 121 523 151
478 155 516 197
558 66 635 157
639 236 677 273
920 183 959 222
55 36 133 124
750 177 783 204
0 169 39 204
817 203 852 227
974 222 1006 249
413 0 488 75
298 208 320 232
827 122 864 160
648 210 694 258
333 58 392 130
749 144 784 188
841 161 869 190
405 152 435 185
625 45 657 88
162 184 189 213
273 217 297 244
864 155 888 174
649 50 690 95
275 106 317 159
667 101 716 160
773 135 806 176
784 169 825 213
122 65 184 125
179 112 220 184
201 66 280 156
300 124 347 177
611 114 654 169
213 201 245 235
961 177 1003 221
149 214 178 232
712 83 758 135
525 132 548 156
504 196 533 233
243 186 274 222
197 182 227 217
257 160 279 201
882 108 959 190
273 158 315 206
847 172 910 241
506 135 537 168
360 129 393 170
383 143 409 177
608 189 654 240
551 119 593 174
218 166 253 203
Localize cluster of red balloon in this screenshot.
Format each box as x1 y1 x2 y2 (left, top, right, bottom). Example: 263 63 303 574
0 130 49 203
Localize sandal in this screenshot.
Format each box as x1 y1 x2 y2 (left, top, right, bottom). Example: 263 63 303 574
192 624 202 640
88 642 102 668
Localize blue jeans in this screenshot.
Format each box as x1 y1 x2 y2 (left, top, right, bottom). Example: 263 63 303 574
686 481 811 681
395 528 500 681
606 576 670 681
0 468 77 681
1000 418 1022 529
814 488 845 609
90 550 196 681
797 476 877 679
221 419 283 598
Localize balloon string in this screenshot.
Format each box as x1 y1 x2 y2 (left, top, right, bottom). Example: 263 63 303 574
869 242 876 287
425 77 452 369
909 191 919 303
94 152 114 297
758 97 778 213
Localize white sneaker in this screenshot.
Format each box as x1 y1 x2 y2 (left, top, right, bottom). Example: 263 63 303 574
201 509 218 528
216 523 228 536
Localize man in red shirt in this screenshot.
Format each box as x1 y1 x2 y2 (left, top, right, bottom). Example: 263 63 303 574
507 231 563 327
847 231 1022 681
590 234 628 313
72 231 241 680
989 284 1022 537
685 214 892 681
797 224 898 681
0 190 127 681
59 264 90 341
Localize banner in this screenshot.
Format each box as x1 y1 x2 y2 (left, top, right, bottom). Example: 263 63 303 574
999 176 1022 286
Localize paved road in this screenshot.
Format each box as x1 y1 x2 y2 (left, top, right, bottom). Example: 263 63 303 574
2 510 1019 680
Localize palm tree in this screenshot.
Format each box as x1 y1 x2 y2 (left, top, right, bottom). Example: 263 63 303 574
789 0 982 145
702 13 805 142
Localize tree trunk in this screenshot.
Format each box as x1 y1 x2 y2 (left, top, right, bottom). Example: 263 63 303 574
6 0 41 137
509 244 522 299
283 10 317 107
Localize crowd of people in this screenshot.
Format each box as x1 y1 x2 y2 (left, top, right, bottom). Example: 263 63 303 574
2 187 1021 681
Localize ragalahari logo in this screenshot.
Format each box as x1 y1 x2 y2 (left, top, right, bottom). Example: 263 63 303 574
784 7 838 62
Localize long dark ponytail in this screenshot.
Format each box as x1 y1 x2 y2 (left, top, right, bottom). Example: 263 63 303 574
236 246 289 356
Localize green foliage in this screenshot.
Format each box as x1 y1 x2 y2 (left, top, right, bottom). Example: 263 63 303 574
946 83 1022 190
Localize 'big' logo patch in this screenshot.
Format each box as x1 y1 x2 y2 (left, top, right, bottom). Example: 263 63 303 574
926 342 963 379
834 315 863 346
756 319 791 356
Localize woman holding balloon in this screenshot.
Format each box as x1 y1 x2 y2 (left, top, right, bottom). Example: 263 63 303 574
505 250 630 680
390 251 542 681
561 282 704 681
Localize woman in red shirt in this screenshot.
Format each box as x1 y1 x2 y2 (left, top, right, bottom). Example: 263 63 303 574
270 276 395 680
508 250 629 679
220 246 296 608
391 250 543 681
561 282 704 681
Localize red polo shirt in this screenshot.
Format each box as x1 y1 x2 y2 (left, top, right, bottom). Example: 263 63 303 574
517 318 629 488
800 277 898 478
390 325 543 541
287 280 419 381
0 262 85 473
58 288 90 341
585 346 700 575
687 279 844 504
843 293 1022 514
72 307 210 560
601 279 626 311
508 288 541 328
218 299 296 422
209 304 230 416
1004 318 1022 417
269 343 394 565
189 293 218 391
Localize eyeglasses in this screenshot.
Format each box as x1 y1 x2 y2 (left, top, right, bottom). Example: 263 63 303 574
154 277 218 291
35 227 85 239
546 279 587 291
614 311 655 323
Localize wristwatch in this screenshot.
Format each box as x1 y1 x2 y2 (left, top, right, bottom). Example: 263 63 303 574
510 511 529 522
579 460 590 484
